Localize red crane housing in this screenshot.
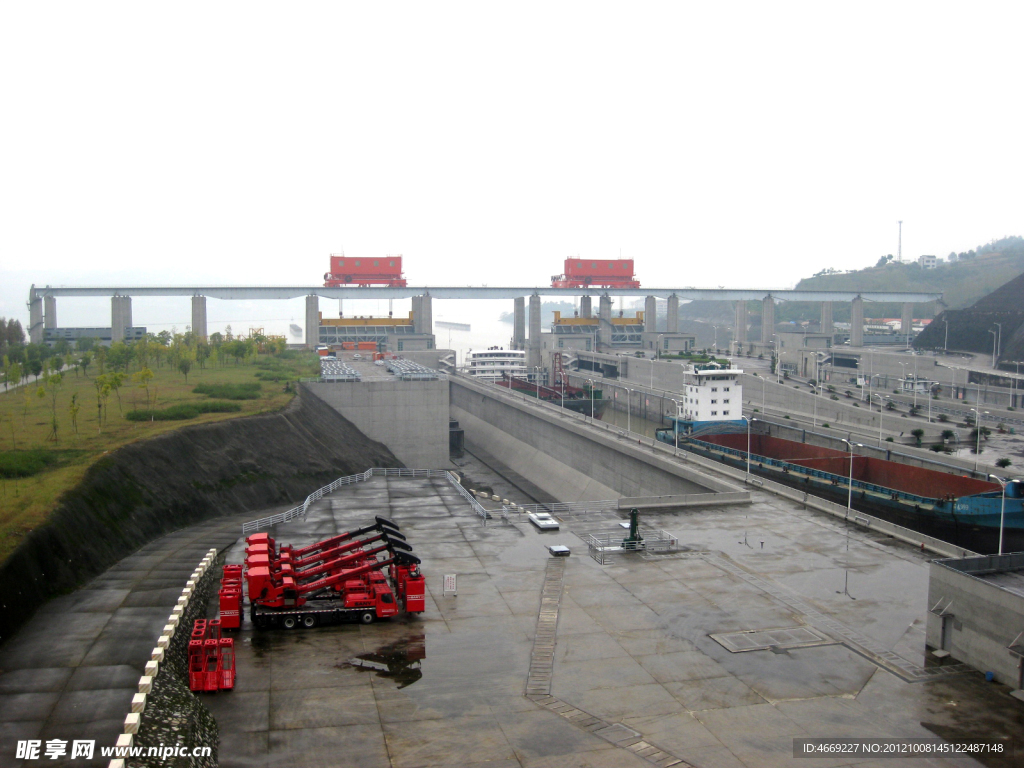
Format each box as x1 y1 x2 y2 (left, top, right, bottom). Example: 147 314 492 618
551 258 640 289
324 254 407 287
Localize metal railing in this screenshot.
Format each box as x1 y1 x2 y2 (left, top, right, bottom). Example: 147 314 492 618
582 529 679 564
241 467 480 534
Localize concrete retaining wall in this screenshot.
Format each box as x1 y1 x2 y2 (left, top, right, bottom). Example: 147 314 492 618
926 556 1024 687
305 379 449 468
451 376 740 502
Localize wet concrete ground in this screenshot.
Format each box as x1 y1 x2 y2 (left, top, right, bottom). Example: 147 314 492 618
0 507 289 768
202 474 1023 768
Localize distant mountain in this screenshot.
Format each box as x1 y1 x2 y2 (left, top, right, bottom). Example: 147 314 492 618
678 236 1024 326
914 269 1024 364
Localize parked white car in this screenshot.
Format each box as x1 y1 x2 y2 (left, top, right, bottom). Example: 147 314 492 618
528 512 560 530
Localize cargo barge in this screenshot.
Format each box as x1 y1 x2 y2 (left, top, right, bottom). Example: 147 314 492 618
656 428 1024 553
496 373 608 419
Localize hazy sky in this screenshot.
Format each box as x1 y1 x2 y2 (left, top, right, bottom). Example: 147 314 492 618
2 2 1022 335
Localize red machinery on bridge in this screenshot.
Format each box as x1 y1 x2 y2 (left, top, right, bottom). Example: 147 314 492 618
242 516 425 629
324 254 407 287
550 258 640 289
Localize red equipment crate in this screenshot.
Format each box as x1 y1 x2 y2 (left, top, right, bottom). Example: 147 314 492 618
551 258 640 289
188 639 205 691
203 639 220 692
218 638 236 690
219 589 242 629
324 254 407 287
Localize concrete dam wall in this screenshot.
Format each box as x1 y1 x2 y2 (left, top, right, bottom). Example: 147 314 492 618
450 376 736 502
0 386 401 644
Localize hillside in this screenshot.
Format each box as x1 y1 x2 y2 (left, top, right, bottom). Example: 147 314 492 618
914 270 1024 364
679 236 1024 325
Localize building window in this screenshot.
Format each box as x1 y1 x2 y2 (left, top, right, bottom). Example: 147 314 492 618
711 387 717 392
398 341 404 351
723 399 730 404
723 410 729 415
723 387 730 391
711 411 718 416
711 399 717 404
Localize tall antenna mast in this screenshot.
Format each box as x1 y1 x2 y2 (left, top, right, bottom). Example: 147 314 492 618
898 221 903 262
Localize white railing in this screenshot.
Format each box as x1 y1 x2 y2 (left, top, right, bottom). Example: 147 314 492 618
241 467 477 534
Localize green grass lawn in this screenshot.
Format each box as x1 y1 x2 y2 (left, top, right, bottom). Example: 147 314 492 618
0 352 318 564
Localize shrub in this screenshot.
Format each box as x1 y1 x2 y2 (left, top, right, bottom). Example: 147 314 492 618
125 401 242 421
193 382 262 400
885 437 894 442
0 449 61 478
937 413 949 423
929 444 944 452
996 458 1013 468
821 423 830 429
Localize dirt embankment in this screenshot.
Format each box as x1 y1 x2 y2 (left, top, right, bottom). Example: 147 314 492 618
0 384 401 643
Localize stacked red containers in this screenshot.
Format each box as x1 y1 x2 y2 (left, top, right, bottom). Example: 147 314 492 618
187 619 235 692
219 565 244 629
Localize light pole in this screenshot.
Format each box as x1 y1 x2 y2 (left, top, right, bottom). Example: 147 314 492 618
987 475 1014 556
752 372 765 411
872 394 887 445
657 333 664 362
746 417 756 477
989 328 999 368
841 439 863 516
971 408 989 471
670 398 681 456
943 318 949 352
626 387 633 433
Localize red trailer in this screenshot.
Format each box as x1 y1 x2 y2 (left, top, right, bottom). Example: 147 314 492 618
551 258 640 289
324 254 407 287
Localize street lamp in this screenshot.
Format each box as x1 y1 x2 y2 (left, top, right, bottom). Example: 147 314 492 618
841 439 863 516
752 372 765 411
989 328 999 368
746 417 757 477
657 333 664 362
970 408 989 471
987 475 1015 556
943 318 949 352
872 394 887 445
626 387 633 433
670 398 681 456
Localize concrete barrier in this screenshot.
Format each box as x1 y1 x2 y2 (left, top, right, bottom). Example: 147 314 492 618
617 492 751 510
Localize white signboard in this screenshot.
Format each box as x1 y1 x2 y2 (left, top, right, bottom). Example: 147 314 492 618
443 574 457 596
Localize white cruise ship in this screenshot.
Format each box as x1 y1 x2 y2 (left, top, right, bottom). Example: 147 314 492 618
465 348 528 382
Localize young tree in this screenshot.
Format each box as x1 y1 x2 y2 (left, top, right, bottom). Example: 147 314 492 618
44 373 64 442
68 393 81 435
108 371 126 415
132 367 154 416
178 352 194 383
94 375 112 431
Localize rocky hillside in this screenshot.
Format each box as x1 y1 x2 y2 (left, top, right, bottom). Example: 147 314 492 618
0 384 402 642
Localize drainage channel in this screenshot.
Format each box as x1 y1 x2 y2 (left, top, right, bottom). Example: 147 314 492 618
704 553 970 682
525 556 693 767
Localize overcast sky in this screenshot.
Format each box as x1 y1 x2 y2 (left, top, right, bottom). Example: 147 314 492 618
2 2 1022 335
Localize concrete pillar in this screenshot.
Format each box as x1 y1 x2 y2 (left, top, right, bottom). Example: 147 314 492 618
420 293 433 337
850 296 864 347
304 294 319 348
667 295 679 333
901 302 913 339
44 296 57 330
411 296 421 332
191 296 207 341
513 297 526 349
527 294 541 369
111 296 133 343
644 296 657 333
760 295 775 344
28 287 43 344
820 301 834 335
599 295 613 348
734 301 747 343
580 295 592 318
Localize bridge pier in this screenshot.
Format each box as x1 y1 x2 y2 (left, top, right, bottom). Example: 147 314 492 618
644 296 657 332
901 302 913 343
305 294 319 348
44 296 57 333
28 288 43 344
580 295 592 318
111 296 133 343
667 294 679 333
527 294 541 370
850 296 864 347
760 295 775 344
191 296 207 340
820 301 834 336
512 296 526 349
734 301 747 346
598 295 613 349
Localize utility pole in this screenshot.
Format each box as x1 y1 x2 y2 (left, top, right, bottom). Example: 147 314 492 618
898 220 903 262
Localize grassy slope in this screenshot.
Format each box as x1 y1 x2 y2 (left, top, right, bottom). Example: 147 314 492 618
0 354 317 563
